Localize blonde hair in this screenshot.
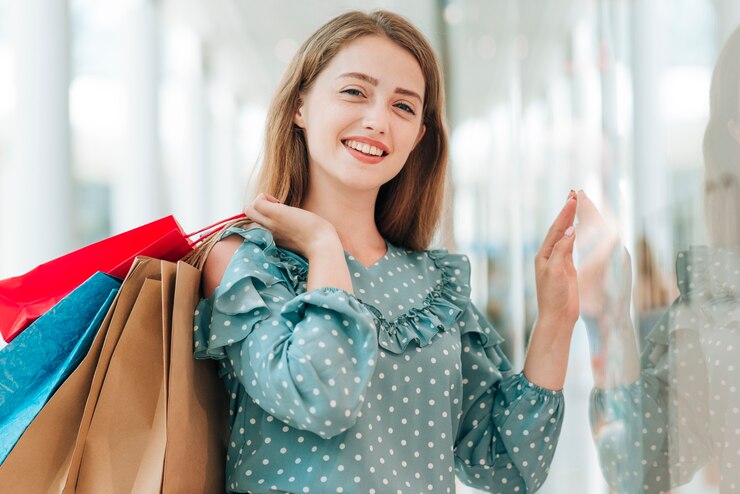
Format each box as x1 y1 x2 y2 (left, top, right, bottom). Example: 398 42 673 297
703 25 740 248
258 10 447 250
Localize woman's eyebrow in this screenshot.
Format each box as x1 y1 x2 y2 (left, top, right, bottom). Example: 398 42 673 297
337 72 423 104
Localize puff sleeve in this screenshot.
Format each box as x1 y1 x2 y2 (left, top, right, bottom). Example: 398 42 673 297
449 291 564 491
193 227 378 439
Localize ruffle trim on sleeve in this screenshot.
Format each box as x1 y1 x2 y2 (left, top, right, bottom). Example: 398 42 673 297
193 226 308 360
368 249 504 354
216 226 309 294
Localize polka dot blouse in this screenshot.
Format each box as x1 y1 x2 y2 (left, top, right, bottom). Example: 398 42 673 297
194 226 564 494
590 246 740 493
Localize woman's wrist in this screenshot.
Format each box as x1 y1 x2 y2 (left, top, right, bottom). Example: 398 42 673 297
304 228 354 294
304 224 342 260
522 317 575 391
530 314 576 346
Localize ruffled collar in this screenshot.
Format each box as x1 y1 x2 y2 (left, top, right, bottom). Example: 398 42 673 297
222 226 472 354
356 249 471 353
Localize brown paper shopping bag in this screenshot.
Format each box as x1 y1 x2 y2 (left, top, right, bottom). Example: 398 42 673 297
63 257 228 494
70 271 171 493
162 260 229 493
0 257 155 492
0 257 228 493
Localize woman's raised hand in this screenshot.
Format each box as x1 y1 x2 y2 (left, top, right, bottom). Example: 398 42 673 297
522 191 580 390
244 193 341 259
533 191 580 331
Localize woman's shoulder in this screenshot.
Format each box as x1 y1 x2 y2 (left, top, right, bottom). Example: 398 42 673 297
202 226 307 299
202 234 244 299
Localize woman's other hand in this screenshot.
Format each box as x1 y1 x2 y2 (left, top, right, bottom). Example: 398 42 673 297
244 193 354 294
534 191 580 332
523 191 579 390
244 193 340 259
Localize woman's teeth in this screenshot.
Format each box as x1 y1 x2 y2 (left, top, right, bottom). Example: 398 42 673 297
344 140 386 157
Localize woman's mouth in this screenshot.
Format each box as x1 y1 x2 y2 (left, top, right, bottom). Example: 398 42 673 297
341 139 389 165
342 139 389 158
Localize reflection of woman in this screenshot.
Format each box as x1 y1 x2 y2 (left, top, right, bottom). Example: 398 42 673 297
704 25 740 248
189 10 580 493
586 25 740 494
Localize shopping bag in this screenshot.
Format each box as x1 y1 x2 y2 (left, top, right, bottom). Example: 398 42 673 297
0 272 120 463
63 257 228 494
0 213 245 345
0 256 229 493
162 257 230 492
0 215 192 344
0 267 129 492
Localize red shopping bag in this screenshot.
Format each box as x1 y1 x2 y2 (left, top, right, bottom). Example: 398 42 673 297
0 213 244 344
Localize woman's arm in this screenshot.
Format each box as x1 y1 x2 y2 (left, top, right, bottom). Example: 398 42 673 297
195 228 378 439
522 192 580 391
454 304 564 493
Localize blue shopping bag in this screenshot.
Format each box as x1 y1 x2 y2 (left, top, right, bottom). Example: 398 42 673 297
0 272 121 462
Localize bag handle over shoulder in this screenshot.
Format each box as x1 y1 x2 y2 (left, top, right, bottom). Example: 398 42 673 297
182 214 254 271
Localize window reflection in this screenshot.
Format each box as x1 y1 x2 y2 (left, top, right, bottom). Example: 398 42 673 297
583 23 740 494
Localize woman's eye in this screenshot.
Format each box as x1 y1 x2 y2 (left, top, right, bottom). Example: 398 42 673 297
395 103 416 115
342 88 364 97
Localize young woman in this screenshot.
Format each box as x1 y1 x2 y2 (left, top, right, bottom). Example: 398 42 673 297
192 10 579 494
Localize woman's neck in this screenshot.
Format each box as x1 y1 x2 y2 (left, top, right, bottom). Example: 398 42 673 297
301 182 387 263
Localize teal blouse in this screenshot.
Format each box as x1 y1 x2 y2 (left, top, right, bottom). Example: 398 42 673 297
193 227 564 494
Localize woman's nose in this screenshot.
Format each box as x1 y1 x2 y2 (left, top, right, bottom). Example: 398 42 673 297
362 103 390 134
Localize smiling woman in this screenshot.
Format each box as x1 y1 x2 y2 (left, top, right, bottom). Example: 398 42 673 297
186 9 578 494
294 35 427 210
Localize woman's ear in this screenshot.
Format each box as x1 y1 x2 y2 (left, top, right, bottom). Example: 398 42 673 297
414 124 426 147
293 97 306 129
727 119 740 145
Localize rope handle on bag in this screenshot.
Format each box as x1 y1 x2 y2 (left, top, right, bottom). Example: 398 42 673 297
182 213 253 271
187 213 247 245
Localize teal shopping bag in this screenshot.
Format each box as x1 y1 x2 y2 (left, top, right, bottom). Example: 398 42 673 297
0 272 121 462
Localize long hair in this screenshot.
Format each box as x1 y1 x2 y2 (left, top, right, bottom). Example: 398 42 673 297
255 10 448 251
703 26 740 247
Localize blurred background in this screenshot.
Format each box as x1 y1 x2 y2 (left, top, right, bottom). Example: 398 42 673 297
0 0 737 492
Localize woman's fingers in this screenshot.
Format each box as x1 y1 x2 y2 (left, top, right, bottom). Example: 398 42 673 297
538 192 577 261
551 226 576 261
250 193 284 222
244 196 272 227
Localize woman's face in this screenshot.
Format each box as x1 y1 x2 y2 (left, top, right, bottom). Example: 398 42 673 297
294 35 426 195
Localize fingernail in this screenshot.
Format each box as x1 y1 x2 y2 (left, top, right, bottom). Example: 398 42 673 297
567 190 576 200
564 226 575 237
